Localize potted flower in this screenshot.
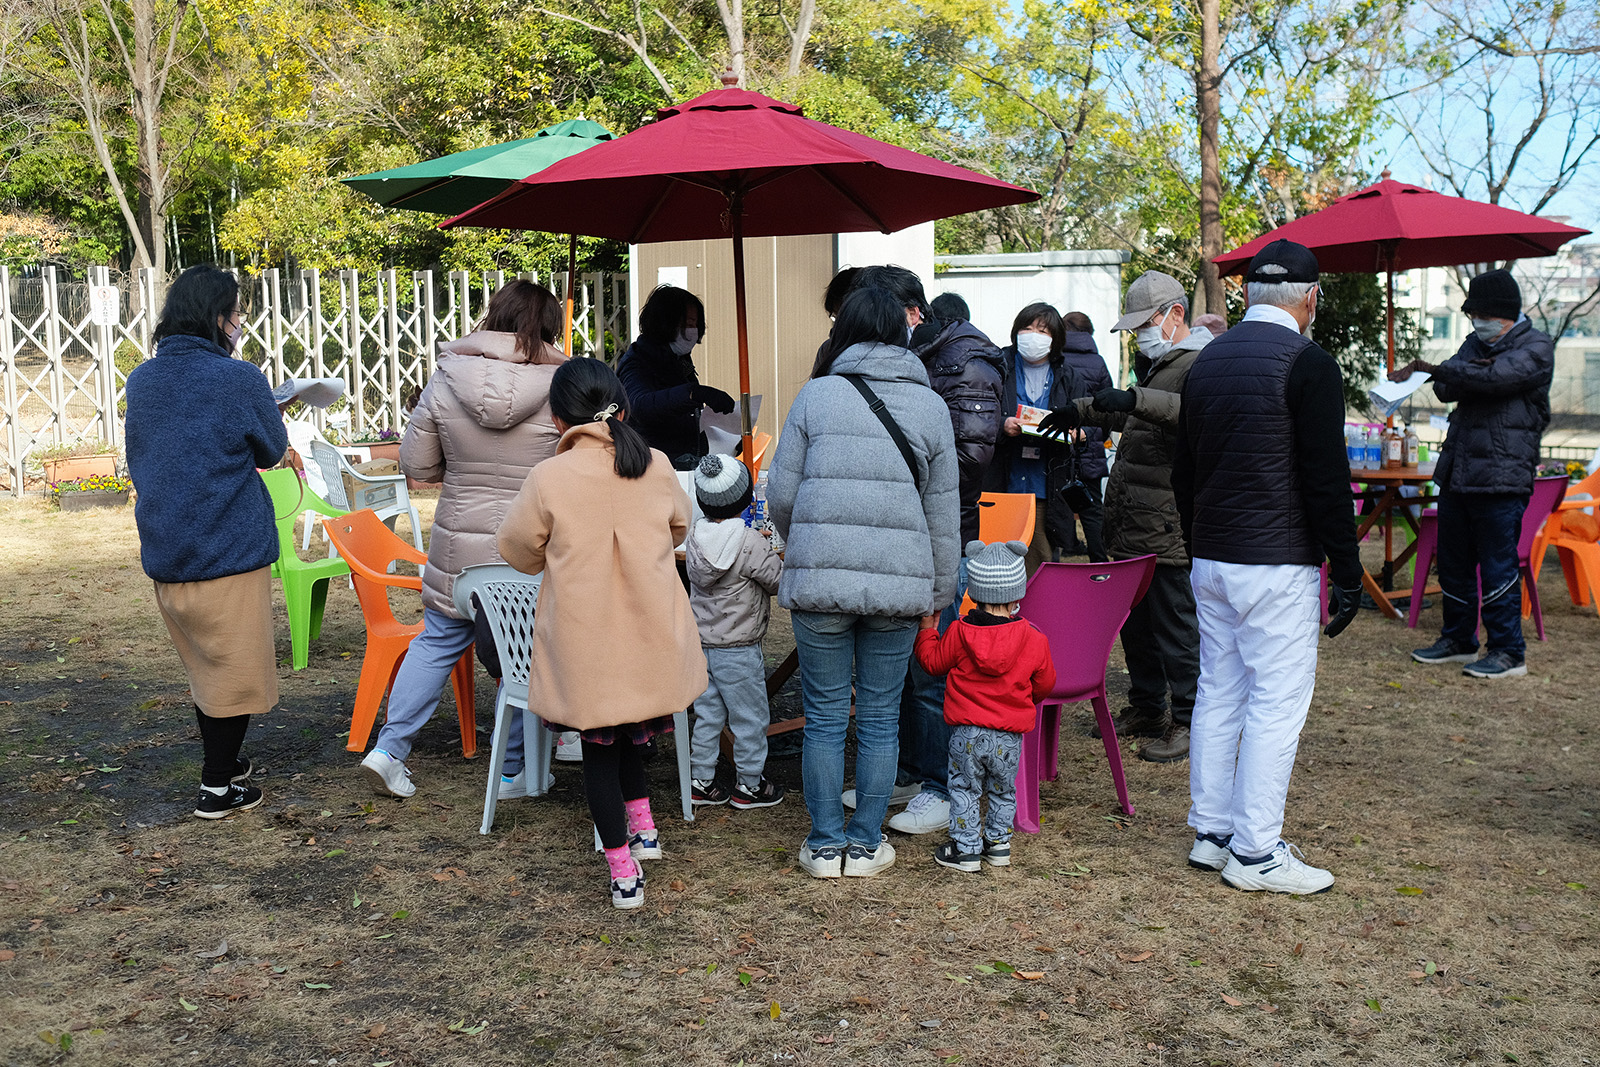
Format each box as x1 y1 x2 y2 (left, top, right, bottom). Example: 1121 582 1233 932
52 474 134 511
35 440 119 484
351 427 402 463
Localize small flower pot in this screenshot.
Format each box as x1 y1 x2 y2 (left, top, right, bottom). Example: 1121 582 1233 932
58 489 131 511
362 442 401 463
43 455 117 484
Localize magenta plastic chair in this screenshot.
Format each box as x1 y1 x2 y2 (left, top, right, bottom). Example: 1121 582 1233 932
1013 555 1157 832
1406 476 1568 639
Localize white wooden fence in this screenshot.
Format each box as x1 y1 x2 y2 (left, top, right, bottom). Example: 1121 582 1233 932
0 264 629 496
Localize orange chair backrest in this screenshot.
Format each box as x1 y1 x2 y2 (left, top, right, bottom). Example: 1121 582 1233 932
977 492 1036 547
322 509 426 627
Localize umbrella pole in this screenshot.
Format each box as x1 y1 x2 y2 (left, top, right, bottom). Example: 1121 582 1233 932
563 232 578 356
730 200 756 477
1385 264 1396 428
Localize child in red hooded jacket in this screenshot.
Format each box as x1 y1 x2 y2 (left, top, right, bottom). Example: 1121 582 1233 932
915 540 1056 872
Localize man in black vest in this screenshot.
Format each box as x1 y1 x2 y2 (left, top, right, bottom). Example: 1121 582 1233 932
1172 239 1362 895
1392 269 1553 679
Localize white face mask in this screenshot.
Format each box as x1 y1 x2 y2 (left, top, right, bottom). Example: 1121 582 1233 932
1134 307 1175 361
1016 332 1053 364
670 327 699 357
1471 318 1505 344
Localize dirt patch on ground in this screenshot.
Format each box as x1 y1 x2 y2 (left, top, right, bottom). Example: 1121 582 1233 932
1 495 1597 1066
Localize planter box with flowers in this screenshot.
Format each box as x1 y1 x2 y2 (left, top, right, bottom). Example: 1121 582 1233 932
1537 460 1588 483
351 428 402 463
53 474 134 511
35 440 119 486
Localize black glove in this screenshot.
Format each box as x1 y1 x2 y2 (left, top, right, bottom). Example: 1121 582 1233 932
693 385 736 414
1035 404 1081 439
1092 387 1136 414
1323 583 1362 639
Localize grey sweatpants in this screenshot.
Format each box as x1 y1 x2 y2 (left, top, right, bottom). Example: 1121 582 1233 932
947 723 1023 852
690 643 770 787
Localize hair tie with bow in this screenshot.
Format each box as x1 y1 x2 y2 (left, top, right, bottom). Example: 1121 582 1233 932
592 403 619 422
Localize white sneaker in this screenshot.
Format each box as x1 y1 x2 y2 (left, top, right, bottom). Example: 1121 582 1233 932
497 768 555 799
1188 834 1232 871
361 750 415 798
798 844 843 879
842 782 921 810
843 835 896 877
887 791 950 835
1220 841 1334 895
554 731 583 762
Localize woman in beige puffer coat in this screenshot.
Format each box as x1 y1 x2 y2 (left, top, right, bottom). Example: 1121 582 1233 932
358 280 567 800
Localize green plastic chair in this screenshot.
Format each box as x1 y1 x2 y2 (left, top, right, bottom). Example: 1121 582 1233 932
261 468 351 670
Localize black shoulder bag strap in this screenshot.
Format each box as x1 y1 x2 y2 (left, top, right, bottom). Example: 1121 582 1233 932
841 374 921 493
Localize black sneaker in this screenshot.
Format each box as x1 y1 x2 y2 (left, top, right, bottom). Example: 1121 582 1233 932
981 838 1012 867
730 777 785 809
1091 705 1165 740
691 777 731 806
1411 637 1478 664
231 756 253 783
933 840 981 873
194 783 263 820
1462 649 1527 679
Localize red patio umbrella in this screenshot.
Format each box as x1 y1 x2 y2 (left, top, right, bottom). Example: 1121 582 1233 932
1213 177 1590 373
442 80 1038 466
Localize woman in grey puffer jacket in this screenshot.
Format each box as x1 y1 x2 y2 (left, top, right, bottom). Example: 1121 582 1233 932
359 280 566 800
767 286 959 879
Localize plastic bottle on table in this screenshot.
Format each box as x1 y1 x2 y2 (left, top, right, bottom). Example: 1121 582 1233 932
1402 424 1419 468
1364 427 1381 469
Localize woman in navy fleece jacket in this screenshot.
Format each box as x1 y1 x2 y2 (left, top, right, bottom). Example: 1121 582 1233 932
125 265 287 821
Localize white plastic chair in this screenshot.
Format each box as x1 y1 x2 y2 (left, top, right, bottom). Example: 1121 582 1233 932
306 436 423 550
453 564 553 835
286 421 341 552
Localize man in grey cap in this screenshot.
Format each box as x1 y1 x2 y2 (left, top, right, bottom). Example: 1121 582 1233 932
1171 239 1361 895
1039 271 1212 763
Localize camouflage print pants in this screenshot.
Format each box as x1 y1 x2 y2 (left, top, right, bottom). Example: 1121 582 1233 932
946 724 1023 853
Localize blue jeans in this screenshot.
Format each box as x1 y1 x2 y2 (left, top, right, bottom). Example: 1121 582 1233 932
793 610 917 851
372 608 522 769
899 559 968 798
1437 491 1527 658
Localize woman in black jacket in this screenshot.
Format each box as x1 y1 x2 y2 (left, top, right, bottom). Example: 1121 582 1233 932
616 286 734 468
991 302 1094 571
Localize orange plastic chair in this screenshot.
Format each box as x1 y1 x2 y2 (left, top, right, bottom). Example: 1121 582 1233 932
322 509 477 757
1527 467 1600 615
747 431 773 470
960 493 1039 612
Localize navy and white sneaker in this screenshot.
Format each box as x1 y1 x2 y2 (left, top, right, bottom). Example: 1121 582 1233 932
1188 833 1233 871
691 777 731 807
1411 638 1477 665
843 835 896 877
611 858 646 910
798 845 843 879
981 838 1012 867
933 841 981 873
1220 840 1334 895
194 783 263 820
1462 650 1527 679
629 830 663 861
730 777 786 809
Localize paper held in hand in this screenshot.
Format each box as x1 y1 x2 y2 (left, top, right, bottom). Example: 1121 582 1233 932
1016 403 1052 437
1368 373 1430 421
701 394 763 455
273 377 347 409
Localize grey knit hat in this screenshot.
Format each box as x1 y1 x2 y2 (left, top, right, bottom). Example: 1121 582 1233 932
694 454 752 520
964 539 1029 606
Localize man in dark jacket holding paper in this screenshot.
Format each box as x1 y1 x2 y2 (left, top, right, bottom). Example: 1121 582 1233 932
1391 269 1553 679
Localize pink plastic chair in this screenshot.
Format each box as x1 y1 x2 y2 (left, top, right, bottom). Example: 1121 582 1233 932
1013 555 1157 832
1405 476 1568 639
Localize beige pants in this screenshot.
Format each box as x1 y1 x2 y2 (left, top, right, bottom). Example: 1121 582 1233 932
154 566 278 718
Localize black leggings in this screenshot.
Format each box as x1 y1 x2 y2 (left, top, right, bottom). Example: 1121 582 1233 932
195 707 251 787
582 739 650 850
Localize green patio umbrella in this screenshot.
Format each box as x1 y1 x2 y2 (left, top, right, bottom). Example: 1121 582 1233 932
342 119 614 352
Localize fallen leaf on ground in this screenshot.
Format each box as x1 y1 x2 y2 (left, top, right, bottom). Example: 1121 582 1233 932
670 879 687 892
193 940 228 959
1037 1011 1050 1021
1220 993 1243 1007
0 950 14 962
367 1023 386 1039
1014 971 1045 981
813 1035 834 1044
1118 951 1153 963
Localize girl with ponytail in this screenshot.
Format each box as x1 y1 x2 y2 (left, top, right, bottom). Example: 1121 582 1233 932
497 357 708 910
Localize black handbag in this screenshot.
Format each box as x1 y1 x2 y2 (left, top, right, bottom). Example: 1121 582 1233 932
1058 434 1094 513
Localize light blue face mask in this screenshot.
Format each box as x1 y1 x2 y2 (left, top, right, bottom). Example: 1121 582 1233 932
1471 318 1506 344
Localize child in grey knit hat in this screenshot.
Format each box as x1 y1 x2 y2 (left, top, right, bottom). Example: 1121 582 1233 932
684 455 786 810
914 540 1055 871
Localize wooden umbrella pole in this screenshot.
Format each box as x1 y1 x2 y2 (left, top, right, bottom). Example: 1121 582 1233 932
729 196 756 477
563 232 578 356
1384 245 1397 428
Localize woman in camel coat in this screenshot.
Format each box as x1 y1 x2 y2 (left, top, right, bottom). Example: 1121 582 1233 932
497 357 706 909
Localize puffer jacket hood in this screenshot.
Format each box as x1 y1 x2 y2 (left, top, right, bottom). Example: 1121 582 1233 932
913 612 1056 733
954 613 1035 676
434 331 561 431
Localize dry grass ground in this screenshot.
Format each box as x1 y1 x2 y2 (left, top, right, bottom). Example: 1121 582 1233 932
1 493 1597 1067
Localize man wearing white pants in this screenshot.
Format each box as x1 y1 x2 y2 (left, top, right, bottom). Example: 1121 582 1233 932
1172 239 1362 895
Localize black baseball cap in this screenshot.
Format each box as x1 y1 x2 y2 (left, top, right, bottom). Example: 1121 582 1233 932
1244 239 1320 284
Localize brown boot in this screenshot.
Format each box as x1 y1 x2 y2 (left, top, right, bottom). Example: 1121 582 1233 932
1091 705 1166 740
1139 724 1190 763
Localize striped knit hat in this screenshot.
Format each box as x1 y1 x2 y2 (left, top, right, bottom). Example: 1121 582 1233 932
964 539 1029 606
694 454 752 520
